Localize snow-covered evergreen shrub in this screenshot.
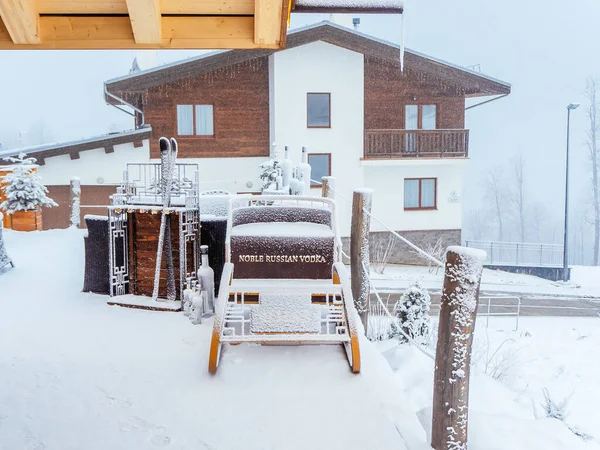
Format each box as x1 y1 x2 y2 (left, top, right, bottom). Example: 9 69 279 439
258 158 281 190
0 154 57 214
393 282 431 345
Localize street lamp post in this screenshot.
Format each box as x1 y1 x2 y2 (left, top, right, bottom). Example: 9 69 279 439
563 103 580 281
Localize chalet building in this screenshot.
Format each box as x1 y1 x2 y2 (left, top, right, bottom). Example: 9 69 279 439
2 21 510 264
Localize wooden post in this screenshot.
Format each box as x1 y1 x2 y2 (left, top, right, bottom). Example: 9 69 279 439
321 176 335 199
70 177 81 228
432 246 485 450
350 188 372 332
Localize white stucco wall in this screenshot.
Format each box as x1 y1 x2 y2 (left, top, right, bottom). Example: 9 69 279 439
363 159 467 232
162 157 267 194
36 140 266 194
271 41 364 235
37 140 151 186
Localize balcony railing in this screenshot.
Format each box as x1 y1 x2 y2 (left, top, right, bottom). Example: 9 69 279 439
364 129 469 159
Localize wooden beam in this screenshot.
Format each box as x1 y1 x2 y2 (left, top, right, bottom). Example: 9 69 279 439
38 0 254 15
125 0 161 44
254 0 283 46
0 15 280 49
0 0 39 44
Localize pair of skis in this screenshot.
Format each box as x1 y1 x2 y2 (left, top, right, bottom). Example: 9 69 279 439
152 137 178 302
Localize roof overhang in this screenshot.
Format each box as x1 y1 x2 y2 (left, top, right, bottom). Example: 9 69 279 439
0 0 403 50
0 127 151 165
105 22 510 100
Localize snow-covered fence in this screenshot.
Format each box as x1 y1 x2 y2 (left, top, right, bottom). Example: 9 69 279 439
432 246 485 450
465 240 563 268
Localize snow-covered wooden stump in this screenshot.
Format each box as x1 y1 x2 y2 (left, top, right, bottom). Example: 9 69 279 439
70 177 81 228
432 246 485 450
321 176 335 199
350 188 372 332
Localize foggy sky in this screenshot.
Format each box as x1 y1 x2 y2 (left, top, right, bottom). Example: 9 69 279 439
0 0 599 239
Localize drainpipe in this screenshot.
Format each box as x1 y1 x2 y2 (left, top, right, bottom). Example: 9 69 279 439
104 82 145 128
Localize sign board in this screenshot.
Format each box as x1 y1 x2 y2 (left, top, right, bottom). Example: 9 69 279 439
448 191 461 204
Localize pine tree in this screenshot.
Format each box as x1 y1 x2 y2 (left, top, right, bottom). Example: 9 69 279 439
393 282 432 345
0 153 58 214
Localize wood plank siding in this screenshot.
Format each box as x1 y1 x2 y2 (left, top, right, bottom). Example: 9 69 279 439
142 57 270 159
364 56 468 158
364 56 465 130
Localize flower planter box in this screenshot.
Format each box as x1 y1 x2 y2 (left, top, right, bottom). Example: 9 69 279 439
11 210 43 232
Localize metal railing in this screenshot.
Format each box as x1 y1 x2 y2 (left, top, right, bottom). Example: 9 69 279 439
111 162 200 207
364 129 469 159
465 240 563 268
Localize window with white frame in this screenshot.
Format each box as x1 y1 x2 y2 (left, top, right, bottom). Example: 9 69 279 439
177 104 214 136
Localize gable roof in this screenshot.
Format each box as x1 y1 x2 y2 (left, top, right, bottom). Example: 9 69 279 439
0 128 151 166
105 21 510 100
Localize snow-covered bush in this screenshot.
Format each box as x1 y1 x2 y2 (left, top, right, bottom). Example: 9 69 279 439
0 153 57 214
258 158 281 190
393 282 431 345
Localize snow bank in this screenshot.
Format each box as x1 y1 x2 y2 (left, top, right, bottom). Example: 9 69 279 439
0 228 425 450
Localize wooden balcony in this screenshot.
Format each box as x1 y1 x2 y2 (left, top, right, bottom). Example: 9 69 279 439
364 129 469 159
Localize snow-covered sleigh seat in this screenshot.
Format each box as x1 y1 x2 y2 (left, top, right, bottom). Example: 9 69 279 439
209 196 360 374
227 196 339 279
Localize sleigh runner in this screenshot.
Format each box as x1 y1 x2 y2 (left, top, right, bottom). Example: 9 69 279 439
209 195 361 373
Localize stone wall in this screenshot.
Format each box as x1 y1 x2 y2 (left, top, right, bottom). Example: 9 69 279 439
343 229 461 266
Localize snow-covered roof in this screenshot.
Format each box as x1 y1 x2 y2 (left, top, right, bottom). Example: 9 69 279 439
105 21 510 98
294 0 403 11
0 127 151 164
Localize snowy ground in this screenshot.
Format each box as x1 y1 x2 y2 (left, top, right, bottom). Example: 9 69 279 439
1 229 598 449
381 316 600 450
372 264 600 298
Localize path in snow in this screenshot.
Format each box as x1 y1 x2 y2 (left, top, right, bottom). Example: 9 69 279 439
0 229 427 450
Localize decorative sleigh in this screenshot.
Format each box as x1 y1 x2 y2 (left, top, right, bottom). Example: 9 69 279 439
208 195 361 374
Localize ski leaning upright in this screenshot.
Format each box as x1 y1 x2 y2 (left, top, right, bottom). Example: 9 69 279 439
152 137 178 302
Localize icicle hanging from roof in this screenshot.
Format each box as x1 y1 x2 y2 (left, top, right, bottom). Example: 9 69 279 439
399 2 406 72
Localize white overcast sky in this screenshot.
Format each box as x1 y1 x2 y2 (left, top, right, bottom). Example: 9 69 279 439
0 0 599 219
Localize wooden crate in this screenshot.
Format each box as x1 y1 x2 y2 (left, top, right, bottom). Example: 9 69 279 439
11 210 43 231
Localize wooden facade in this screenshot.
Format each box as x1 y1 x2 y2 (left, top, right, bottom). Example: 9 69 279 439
105 23 510 161
127 211 195 300
143 57 270 159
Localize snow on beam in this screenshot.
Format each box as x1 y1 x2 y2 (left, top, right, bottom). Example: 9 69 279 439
0 0 40 44
293 0 404 13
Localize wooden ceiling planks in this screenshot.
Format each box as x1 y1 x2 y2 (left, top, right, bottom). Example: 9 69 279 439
0 15 281 49
0 0 287 49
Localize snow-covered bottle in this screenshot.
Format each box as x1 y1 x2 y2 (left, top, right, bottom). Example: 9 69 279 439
281 146 293 189
276 175 283 191
182 279 194 316
289 167 300 195
298 147 312 195
190 293 203 324
198 245 215 312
